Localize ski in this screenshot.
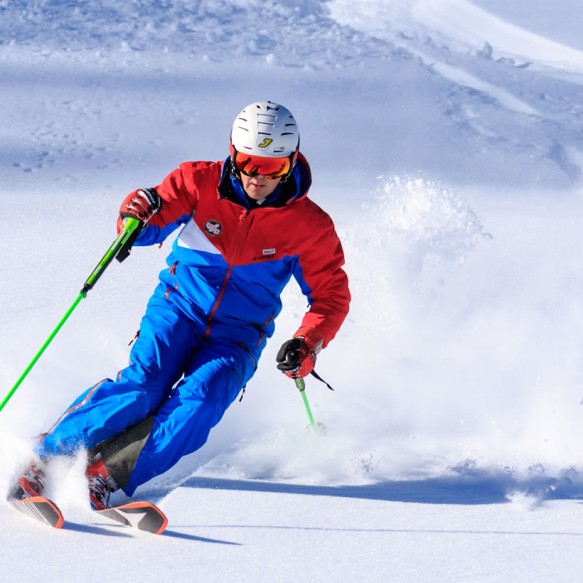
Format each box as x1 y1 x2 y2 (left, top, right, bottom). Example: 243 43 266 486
9 496 167 535
94 501 168 535
8 495 64 529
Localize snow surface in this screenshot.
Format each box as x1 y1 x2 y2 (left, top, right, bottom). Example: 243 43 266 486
1 1 583 581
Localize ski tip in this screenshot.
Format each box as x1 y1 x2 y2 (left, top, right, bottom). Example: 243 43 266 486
96 501 168 535
153 515 168 535
127 502 168 534
9 495 65 529
121 502 168 535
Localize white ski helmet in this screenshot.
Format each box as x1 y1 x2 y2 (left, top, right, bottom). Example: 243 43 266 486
229 101 299 177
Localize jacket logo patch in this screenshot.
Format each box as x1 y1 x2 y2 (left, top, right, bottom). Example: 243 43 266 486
263 248 276 255
205 219 222 237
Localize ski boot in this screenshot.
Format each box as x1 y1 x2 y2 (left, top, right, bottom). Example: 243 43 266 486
8 460 47 501
86 455 119 511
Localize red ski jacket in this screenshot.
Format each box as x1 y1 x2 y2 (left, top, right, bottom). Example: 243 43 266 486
121 154 350 356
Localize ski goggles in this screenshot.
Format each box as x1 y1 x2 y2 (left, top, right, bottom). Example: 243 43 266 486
230 145 297 179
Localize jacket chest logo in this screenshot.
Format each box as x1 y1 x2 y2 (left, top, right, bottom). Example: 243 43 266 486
253 248 276 261
205 219 222 237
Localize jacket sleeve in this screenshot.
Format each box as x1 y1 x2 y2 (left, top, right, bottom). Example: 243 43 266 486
292 207 350 352
116 161 219 246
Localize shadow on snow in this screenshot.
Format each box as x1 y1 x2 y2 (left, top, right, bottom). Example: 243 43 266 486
175 469 583 506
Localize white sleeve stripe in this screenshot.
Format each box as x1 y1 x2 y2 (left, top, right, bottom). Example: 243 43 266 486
176 217 221 254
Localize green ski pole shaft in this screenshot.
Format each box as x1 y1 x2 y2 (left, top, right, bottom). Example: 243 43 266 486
295 377 316 428
0 294 84 413
0 218 142 413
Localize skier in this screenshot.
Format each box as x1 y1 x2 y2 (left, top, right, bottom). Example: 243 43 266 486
8 101 351 511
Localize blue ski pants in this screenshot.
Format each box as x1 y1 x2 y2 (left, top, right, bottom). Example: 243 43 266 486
36 292 258 495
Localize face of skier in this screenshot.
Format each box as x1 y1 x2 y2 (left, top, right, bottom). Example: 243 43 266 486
239 172 283 201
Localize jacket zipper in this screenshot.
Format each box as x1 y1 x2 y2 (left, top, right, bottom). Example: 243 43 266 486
204 209 253 338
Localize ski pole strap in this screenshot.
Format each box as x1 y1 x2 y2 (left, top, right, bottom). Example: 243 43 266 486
293 370 334 391
310 369 335 391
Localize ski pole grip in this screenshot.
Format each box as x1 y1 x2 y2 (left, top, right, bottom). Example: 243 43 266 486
82 217 143 294
116 218 144 264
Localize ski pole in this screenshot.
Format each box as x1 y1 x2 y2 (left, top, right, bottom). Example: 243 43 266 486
295 377 316 428
0 217 143 413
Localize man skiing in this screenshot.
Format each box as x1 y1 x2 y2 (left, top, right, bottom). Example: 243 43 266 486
8 101 351 511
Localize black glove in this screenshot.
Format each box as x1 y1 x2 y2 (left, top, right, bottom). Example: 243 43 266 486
276 338 316 379
120 187 162 222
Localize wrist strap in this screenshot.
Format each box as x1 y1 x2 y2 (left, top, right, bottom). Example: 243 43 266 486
311 369 334 391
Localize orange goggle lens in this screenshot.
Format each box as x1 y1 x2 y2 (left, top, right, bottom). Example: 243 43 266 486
231 149 294 179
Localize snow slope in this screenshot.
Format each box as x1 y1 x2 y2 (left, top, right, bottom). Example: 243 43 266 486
1 1 583 581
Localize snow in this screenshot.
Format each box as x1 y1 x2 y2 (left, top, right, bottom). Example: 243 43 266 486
1 1 583 580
